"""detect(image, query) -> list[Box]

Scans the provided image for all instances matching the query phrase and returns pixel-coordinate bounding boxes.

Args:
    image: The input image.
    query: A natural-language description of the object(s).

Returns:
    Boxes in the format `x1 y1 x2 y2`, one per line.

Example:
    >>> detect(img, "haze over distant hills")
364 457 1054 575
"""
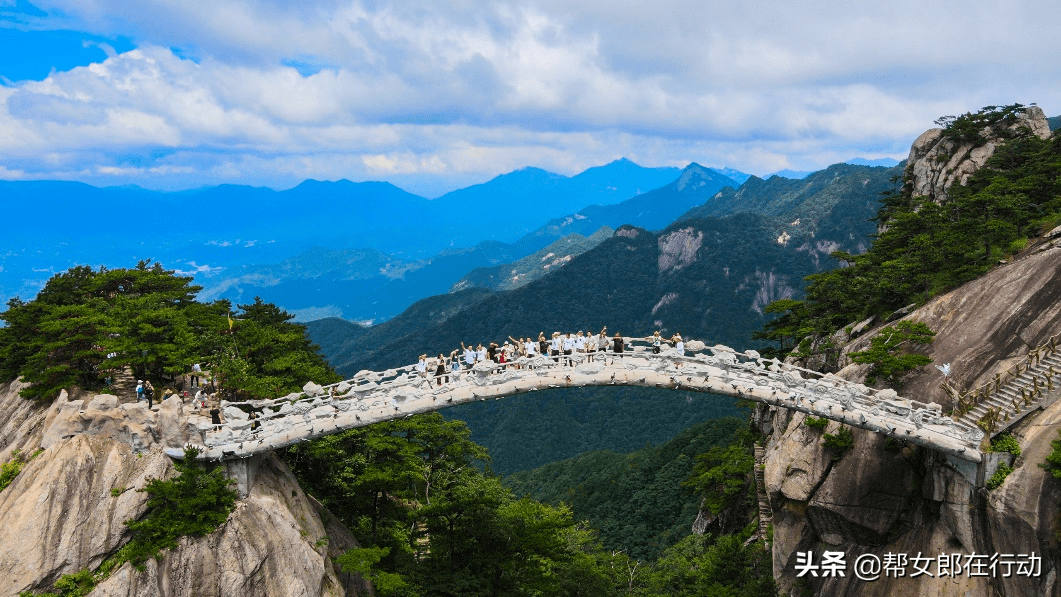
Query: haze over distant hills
198 163 739 321
1 158 744 309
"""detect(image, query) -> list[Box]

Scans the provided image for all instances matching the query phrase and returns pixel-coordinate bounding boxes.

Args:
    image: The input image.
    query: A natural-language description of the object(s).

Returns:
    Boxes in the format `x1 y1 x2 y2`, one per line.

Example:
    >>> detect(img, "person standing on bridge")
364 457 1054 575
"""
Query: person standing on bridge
550 332 562 363
562 333 575 366
476 343 487 364
597 327 608 354
671 333 685 357
585 333 597 362
460 342 476 369
613 333 625 354
650 331 662 354
435 353 449 385
450 350 462 380
417 354 428 379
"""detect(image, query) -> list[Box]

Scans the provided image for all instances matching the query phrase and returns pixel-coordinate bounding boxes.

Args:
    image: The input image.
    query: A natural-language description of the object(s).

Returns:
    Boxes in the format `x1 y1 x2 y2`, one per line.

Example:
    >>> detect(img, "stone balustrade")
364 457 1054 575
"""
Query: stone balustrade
166 339 985 463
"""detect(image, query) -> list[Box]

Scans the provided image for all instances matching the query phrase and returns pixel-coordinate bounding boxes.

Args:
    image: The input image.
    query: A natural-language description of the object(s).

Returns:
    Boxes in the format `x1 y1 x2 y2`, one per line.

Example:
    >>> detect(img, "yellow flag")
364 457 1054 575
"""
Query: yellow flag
228 316 234 329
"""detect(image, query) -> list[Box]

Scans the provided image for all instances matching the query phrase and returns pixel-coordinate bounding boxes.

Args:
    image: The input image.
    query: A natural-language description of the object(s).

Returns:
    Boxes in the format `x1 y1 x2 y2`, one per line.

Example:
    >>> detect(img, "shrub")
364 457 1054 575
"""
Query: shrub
986 463 1013 490
989 434 1021 457
804 416 829 430
822 427 855 461
850 321 935 386
1039 429 1061 479
106 447 238 572
1 448 43 493
884 437 904 453
18 568 95 597
0 450 25 493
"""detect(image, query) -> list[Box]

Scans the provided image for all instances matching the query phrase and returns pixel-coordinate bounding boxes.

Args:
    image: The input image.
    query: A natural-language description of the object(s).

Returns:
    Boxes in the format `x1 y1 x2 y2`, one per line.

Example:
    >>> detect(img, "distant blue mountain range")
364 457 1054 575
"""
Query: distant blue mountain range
195 163 739 322
845 157 901 167
1 158 742 312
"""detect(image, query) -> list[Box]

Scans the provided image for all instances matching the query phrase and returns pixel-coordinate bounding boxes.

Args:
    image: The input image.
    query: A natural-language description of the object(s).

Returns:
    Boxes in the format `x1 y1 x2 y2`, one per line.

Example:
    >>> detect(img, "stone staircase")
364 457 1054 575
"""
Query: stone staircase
107 366 138 402
959 350 1061 434
753 444 772 542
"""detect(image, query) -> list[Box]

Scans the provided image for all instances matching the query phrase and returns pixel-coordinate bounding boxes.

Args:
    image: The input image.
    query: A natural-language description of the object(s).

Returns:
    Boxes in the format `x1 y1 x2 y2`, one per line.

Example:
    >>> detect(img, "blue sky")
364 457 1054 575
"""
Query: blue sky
0 0 1058 197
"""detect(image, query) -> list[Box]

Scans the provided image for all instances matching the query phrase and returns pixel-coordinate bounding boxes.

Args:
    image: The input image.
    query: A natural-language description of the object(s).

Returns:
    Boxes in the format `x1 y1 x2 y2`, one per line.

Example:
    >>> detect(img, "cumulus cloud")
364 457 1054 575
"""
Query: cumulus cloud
1 0 1058 193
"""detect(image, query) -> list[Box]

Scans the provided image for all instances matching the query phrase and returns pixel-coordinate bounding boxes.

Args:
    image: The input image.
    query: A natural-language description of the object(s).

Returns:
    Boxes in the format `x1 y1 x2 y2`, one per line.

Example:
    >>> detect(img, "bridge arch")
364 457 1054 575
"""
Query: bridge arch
170 340 985 463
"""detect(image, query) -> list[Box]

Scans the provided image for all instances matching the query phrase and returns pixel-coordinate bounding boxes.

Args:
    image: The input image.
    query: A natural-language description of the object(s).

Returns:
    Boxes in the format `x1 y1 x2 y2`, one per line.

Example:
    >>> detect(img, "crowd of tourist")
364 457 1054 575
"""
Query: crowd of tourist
412 329 687 386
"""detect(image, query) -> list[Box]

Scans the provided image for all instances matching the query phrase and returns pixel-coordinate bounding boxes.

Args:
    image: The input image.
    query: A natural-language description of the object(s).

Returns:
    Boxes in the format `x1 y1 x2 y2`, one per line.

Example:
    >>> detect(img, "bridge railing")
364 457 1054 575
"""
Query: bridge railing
952 330 1061 416
205 337 946 437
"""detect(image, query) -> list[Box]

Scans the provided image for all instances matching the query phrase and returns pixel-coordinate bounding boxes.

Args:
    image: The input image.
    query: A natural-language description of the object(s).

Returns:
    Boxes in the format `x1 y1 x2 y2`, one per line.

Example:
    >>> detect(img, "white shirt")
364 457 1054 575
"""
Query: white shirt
417 359 427 373
464 348 476 365
575 336 585 350
525 341 536 355
476 347 486 362
676 341 685 355
550 337 561 351
563 337 575 351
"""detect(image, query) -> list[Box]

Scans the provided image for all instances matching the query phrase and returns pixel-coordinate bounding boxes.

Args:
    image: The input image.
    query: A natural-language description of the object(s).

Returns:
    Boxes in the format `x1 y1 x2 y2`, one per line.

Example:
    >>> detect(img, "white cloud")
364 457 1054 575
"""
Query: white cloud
1 0 1058 193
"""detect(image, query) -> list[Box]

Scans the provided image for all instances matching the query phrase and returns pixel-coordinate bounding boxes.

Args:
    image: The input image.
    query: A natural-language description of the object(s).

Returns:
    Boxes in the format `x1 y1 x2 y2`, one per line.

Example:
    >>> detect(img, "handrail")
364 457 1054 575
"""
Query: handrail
954 330 1061 416
210 336 927 430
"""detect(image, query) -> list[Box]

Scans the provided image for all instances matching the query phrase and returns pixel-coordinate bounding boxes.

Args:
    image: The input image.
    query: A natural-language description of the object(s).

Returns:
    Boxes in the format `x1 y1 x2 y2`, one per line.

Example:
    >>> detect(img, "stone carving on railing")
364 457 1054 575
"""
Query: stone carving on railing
179 337 986 463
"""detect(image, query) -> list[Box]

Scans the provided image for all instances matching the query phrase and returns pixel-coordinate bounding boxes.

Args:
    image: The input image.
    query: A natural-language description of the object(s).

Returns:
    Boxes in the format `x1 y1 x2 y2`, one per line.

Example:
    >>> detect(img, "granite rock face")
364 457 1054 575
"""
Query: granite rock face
762 243 1061 595
762 395 1061 596
0 434 169 595
763 115 1061 594
90 455 366 597
0 382 368 596
906 106 1051 204
836 245 1061 409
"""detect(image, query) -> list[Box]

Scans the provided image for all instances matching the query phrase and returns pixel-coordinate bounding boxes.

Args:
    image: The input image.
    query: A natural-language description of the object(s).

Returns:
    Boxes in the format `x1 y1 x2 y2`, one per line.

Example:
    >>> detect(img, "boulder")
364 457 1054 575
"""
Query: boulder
86 394 119 411
905 106 1050 204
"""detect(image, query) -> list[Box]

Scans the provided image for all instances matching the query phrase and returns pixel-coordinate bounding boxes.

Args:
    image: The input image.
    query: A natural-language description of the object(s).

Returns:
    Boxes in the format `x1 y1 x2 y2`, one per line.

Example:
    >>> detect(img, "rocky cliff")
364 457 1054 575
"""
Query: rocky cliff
760 111 1061 596
906 105 1051 203
0 382 368 596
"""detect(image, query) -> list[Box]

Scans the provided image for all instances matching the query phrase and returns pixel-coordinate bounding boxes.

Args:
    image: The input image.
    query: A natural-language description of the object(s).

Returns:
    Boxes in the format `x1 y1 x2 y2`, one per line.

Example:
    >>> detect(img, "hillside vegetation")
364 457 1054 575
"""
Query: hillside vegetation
757 104 1061 365
306 162 898 473
283 410 774 597
0 262 338 401
504 417 745 560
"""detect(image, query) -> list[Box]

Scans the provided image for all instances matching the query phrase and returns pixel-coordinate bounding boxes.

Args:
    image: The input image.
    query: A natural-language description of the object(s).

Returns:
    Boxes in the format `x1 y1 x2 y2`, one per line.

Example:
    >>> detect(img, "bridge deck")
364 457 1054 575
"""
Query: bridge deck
168 341 984 462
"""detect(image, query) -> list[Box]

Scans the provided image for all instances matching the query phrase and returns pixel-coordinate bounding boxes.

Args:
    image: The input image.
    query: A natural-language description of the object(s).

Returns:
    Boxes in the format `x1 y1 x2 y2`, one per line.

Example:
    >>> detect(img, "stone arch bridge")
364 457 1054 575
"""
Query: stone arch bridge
169 339 985 466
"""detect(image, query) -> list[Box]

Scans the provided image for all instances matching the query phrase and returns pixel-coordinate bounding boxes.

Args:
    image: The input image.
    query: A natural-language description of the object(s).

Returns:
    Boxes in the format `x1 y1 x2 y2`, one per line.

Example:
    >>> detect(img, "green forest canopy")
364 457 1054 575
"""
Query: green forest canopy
283 411 775 597
0 261 338 401
755 104 1061 362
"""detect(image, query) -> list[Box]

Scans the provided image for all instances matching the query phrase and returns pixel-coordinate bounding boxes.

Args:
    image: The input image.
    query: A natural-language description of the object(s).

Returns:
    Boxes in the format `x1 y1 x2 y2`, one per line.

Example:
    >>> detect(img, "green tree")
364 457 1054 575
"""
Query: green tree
683 431 754 517
117 447 238 569
752 299 811 359
850 321 935 386
212 298 340 399
636 533 776 597
0 264 336 403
